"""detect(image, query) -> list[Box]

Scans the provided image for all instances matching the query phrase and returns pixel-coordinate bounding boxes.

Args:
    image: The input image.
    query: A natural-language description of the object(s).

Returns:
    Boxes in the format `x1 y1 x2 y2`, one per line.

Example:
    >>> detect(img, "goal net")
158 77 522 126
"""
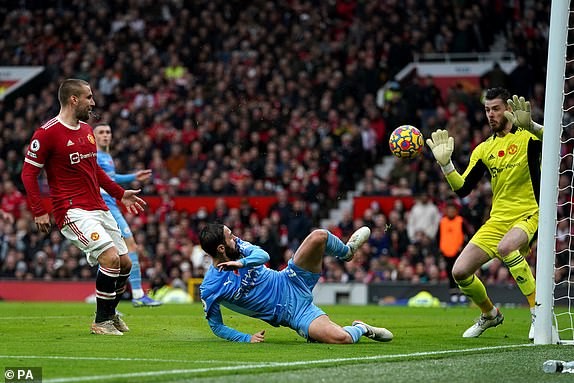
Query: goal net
535 0 574 345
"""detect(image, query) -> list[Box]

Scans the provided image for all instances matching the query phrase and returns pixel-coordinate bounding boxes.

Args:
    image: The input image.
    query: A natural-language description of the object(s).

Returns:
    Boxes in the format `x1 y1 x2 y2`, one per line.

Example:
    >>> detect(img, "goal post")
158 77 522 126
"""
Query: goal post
534 0 571 345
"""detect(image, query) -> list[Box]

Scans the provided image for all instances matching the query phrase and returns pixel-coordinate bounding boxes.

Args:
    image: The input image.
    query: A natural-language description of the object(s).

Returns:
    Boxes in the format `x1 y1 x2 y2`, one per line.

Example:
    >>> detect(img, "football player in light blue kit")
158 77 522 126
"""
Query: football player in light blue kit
93 123 161 307
199 223 393 343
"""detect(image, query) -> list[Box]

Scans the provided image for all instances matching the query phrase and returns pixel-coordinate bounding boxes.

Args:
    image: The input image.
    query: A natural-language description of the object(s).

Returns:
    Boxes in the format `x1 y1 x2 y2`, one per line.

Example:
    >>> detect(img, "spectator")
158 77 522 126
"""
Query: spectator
406 193 441 243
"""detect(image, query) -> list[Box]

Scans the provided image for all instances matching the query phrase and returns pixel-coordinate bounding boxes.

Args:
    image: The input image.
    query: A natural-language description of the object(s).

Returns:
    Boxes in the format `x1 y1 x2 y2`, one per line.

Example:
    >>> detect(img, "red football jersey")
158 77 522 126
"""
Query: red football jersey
21 117 125 228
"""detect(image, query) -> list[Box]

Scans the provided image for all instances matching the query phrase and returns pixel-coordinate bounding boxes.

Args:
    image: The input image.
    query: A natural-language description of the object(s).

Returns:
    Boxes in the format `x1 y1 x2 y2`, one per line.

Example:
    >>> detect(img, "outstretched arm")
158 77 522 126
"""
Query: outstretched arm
426 129 465 190
207 303 264 343
115 169 152 185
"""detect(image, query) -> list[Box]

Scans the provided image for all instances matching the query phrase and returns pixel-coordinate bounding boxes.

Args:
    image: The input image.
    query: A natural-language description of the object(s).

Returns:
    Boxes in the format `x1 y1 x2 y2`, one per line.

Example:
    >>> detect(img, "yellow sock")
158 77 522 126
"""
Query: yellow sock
526 292 536 308
504 250 536 302
457 275 493 313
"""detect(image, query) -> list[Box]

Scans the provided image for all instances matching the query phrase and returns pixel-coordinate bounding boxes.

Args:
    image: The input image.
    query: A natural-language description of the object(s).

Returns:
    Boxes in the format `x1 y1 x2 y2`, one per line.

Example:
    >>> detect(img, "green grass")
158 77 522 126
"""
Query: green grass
0 302 571 382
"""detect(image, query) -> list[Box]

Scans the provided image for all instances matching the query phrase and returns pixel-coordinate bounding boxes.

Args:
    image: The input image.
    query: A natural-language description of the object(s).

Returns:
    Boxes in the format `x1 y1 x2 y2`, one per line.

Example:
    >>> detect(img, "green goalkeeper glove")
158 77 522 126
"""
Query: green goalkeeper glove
503 95 543 134
426 129 455 173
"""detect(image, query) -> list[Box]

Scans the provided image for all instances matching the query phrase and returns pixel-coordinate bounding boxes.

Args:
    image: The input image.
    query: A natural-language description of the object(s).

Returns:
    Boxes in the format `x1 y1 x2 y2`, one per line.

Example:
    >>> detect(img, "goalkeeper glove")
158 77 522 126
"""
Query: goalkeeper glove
426 129 455 174
503 95 543 133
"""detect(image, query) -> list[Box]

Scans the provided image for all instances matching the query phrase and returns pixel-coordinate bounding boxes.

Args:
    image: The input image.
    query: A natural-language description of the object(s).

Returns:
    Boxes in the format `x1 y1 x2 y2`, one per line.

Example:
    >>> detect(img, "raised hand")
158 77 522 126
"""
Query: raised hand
504 95 532 130
425 129 454 166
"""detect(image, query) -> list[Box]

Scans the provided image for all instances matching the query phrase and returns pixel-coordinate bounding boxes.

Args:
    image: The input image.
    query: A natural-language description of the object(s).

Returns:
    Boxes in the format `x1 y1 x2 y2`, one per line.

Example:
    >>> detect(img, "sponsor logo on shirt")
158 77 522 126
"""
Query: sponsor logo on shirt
69 151 97 164
233 268 259 300
490 162 521 178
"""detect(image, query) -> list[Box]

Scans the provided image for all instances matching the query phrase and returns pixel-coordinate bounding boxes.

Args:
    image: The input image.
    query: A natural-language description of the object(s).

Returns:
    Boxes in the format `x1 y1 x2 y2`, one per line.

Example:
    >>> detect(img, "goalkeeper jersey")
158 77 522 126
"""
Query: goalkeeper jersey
454 127 542 222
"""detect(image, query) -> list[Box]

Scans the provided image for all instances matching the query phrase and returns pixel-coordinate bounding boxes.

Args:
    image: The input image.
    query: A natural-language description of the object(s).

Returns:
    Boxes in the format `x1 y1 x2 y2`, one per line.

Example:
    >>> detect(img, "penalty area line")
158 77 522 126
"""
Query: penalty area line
42 343 534 383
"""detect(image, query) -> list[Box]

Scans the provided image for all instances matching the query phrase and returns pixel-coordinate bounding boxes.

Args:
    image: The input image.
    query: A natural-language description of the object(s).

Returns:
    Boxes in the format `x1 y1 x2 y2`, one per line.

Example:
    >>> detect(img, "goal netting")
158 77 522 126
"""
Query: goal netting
534 0 574 345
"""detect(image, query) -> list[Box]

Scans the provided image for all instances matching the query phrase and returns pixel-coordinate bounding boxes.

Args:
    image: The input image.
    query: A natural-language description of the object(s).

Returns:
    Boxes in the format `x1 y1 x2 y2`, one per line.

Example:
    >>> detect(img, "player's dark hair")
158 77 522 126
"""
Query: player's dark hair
58 78 89 106
199 223 224 258
92 122 110 131
484 87 511 104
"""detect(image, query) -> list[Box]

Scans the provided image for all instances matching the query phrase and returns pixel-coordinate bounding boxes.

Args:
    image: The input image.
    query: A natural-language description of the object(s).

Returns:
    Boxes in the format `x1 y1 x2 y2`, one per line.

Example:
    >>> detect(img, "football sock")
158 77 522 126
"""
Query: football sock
128 251 144 299
324 230 349 260
114 272 130 309
504 250 536 306
95 266 119 322
344 324 365 343
486 306 499 319
456 274 494 313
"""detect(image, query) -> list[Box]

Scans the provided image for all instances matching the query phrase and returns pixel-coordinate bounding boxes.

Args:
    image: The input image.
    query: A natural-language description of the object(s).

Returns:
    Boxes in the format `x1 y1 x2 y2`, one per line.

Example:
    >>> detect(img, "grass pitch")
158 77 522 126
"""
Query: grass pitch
0 302 570 382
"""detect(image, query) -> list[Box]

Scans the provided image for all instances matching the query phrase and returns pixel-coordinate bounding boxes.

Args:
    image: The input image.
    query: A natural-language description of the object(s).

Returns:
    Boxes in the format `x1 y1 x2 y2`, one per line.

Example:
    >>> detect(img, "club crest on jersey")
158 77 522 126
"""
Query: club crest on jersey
508 144 518 155
30 139 40 151
90 232 100 241
87 134 95 144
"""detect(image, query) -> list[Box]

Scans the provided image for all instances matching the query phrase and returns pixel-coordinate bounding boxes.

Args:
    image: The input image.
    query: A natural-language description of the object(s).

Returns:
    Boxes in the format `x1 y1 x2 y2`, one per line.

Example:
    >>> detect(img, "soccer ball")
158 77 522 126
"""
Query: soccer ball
389 125 424 159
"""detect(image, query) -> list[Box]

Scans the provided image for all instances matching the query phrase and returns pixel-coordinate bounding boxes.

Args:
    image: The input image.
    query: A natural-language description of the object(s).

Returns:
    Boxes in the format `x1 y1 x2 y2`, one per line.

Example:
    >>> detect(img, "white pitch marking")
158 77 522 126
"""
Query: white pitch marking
0 355 245 364
0 316 88 320
39 343 534 383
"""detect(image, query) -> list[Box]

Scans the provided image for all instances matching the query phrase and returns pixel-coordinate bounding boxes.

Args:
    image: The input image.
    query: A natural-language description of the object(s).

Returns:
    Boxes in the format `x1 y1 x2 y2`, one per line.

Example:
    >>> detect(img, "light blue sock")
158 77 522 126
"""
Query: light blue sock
128 251 142 291
343 324 365 343
324 230 349 260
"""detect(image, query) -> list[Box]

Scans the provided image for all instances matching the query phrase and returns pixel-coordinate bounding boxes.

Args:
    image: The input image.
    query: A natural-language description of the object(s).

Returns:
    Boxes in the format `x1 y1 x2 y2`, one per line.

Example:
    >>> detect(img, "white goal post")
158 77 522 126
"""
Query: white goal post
534 0 572 345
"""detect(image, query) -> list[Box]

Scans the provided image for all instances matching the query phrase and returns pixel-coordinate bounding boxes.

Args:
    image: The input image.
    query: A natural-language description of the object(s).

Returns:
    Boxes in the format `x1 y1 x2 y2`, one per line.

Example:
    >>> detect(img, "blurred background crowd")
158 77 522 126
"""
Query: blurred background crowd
1 0 570 295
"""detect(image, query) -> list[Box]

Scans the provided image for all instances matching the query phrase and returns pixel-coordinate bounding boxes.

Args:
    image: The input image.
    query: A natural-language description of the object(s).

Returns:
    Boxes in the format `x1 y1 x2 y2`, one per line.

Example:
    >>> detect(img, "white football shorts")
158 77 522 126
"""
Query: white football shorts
60 208 128 267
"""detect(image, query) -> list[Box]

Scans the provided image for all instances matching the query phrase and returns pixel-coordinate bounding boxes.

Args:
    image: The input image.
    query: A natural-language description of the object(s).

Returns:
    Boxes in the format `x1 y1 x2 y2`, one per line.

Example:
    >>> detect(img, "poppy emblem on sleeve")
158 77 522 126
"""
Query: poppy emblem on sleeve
498 150 505 157
91 232 100 241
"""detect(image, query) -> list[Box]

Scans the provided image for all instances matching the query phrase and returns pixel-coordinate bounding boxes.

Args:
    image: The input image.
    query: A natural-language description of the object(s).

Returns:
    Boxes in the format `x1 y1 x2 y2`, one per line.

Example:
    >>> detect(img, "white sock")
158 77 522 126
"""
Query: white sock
132 288 144 299
486 307 498 319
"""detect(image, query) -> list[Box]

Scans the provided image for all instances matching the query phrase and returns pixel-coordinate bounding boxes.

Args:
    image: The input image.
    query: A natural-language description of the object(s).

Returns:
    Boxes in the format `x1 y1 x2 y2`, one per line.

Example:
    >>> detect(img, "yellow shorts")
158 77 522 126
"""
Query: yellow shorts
469 211 538 260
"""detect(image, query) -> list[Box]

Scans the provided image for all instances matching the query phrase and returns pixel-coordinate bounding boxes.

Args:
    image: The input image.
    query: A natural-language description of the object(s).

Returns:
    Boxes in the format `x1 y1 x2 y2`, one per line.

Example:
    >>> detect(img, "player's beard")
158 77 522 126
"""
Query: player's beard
76 106 91 122
490 115 508 134
224 243 241 261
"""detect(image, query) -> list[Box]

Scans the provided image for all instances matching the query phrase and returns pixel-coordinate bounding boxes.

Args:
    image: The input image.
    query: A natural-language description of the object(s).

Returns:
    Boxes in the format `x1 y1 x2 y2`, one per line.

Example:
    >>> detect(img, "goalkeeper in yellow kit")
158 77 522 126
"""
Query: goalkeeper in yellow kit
427 88 542 339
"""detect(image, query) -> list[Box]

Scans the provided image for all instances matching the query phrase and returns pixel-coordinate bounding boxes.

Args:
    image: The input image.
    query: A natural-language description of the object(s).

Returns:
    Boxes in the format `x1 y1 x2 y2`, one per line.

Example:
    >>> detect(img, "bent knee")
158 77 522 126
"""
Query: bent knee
497 243 513 258
98 247 120 268
452 265 471 282
310 229 329 244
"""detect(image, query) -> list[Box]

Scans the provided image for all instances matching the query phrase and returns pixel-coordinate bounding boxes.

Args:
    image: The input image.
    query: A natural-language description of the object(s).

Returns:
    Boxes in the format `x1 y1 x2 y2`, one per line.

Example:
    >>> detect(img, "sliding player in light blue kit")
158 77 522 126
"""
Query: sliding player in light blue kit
93 123 161 307
199 223 393 343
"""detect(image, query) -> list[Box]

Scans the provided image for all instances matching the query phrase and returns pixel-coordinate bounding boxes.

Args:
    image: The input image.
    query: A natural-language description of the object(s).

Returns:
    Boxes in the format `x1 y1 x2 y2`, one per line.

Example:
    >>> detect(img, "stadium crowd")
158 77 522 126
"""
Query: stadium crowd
1 0 568 294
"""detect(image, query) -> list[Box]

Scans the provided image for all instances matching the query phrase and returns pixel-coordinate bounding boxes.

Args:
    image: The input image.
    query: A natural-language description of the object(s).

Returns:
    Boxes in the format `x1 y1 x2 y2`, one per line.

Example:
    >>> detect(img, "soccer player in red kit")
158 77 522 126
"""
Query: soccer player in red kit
21 78 146 335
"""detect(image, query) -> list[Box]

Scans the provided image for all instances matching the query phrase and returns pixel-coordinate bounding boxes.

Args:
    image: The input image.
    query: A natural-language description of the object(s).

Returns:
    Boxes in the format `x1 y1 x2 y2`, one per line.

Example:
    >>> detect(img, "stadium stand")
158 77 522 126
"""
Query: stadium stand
0 1 549 294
